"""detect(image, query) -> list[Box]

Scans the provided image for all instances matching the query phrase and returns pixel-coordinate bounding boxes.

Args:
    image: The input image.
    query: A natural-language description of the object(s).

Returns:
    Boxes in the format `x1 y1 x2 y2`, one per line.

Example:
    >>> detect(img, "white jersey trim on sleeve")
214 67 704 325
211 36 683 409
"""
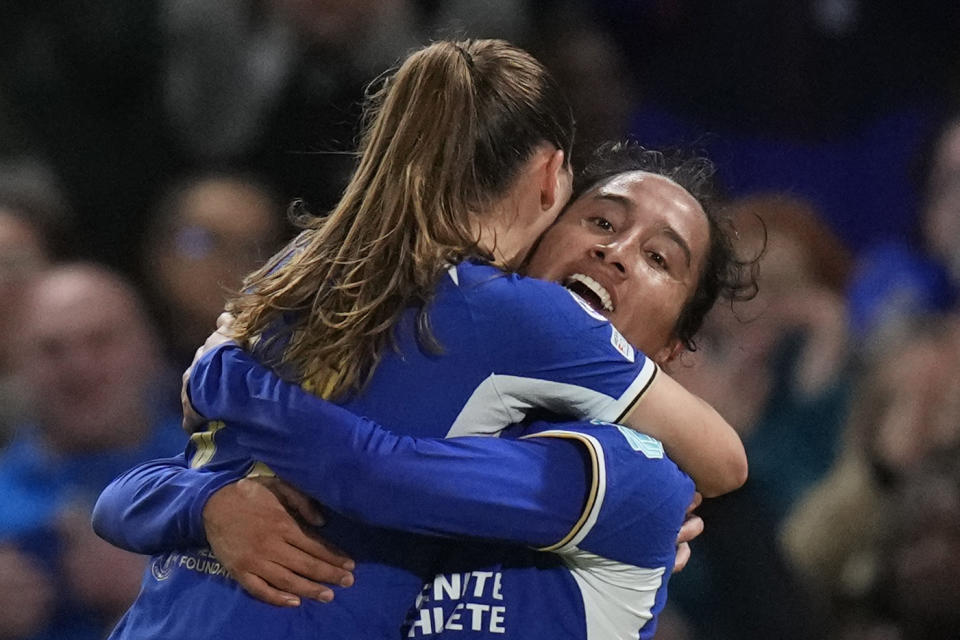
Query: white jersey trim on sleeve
562 550 665 640
519 430 607 554
444 361 657 438
606 358 658 424
446 375 628 438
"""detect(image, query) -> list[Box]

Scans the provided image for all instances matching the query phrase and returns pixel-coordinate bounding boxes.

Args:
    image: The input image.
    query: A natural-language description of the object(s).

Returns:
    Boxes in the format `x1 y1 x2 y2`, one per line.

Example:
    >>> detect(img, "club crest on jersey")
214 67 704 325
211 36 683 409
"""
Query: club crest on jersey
567 289 609 322
150 553 175 581
610 326 635 362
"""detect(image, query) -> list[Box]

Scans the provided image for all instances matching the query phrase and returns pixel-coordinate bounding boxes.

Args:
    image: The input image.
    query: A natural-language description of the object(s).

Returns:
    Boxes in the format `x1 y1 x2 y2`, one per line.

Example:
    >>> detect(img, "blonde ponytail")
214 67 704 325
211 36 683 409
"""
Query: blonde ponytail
227 39 574 397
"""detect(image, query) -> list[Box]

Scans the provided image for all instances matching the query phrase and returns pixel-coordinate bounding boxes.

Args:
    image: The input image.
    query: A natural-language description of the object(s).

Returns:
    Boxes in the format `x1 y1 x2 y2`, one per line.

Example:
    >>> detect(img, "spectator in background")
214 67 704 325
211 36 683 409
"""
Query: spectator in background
531 3 637 164
161 0 421 211
782 315 960 639
666 193 853 640
676 194 853 518
880 444 960 640
0 159 71 446
0 0 174 274
0 543 54 640
921 116 960 286
0 211 47 445
142 173 285 368
848 115 960 349
0 264 185 640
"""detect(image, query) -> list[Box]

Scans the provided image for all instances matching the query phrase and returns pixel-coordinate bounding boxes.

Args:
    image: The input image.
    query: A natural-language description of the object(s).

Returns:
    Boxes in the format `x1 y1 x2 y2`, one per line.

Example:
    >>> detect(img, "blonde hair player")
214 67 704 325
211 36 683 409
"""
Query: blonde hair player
96 40 746 640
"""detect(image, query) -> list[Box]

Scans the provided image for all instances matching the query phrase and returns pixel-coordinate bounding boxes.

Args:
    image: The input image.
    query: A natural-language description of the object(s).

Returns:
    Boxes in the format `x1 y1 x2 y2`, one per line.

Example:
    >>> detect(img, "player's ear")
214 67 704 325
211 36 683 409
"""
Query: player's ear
654 339 684 366
540 148 571 213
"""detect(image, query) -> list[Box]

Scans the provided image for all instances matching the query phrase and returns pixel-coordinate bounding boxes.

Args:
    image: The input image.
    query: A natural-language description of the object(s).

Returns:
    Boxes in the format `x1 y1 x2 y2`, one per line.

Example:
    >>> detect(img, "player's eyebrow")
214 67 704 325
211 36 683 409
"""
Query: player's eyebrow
595 192 631 211
661 226 692 268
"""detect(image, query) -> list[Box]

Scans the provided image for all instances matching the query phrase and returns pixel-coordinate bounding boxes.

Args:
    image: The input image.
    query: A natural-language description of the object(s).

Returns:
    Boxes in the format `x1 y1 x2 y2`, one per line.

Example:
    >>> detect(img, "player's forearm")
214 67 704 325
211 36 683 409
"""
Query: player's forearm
92 456 243 554
189 346 587 545
623 371 747 497
271 423 588 546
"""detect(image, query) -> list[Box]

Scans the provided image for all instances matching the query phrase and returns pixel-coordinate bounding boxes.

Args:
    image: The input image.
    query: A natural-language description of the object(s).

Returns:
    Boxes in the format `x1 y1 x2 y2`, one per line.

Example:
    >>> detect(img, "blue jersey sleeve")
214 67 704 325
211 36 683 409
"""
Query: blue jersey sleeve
442 264 659 437
520 421 694 640
186 343 589 545
91 454 247 554
521 421 693 565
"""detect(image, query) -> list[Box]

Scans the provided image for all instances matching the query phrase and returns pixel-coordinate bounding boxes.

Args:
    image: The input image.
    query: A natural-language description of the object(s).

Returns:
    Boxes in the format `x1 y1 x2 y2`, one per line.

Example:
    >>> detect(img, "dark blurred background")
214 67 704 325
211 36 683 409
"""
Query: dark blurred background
1 2 959 639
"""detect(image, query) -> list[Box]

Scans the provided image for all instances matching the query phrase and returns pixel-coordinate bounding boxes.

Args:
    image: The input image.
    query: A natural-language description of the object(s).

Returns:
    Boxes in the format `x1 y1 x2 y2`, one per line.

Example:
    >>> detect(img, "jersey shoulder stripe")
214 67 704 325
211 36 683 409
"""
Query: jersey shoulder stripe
523 421 694 566
520 421 692 640
445 363 655 438
610 359 658 423
521 429 607 553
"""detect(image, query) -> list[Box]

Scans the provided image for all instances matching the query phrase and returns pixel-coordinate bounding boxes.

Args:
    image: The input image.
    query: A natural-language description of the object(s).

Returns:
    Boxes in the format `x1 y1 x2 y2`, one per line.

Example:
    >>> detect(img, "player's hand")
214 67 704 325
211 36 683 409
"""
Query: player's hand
203 477 355 607
182 312 239 433
673 492 704 574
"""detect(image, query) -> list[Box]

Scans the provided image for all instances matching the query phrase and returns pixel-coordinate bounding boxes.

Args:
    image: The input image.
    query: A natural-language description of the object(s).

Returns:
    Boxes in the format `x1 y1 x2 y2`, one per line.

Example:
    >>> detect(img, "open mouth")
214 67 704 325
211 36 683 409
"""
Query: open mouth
564 273 614 313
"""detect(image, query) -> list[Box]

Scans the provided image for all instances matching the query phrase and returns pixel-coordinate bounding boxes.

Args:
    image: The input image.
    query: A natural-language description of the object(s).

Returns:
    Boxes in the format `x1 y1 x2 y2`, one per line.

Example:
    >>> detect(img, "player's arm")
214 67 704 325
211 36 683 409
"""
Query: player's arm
528 427 695 563
620 371 747 497
522 425 695 640
466 277 747 497
188 343 589 545
91 451 356 607
91 454 244 554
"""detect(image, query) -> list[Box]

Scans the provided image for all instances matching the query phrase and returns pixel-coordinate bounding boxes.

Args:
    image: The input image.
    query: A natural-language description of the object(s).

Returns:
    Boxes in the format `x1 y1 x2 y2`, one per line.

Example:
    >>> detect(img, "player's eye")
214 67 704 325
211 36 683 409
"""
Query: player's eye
588 216 614 232
647 251 668 270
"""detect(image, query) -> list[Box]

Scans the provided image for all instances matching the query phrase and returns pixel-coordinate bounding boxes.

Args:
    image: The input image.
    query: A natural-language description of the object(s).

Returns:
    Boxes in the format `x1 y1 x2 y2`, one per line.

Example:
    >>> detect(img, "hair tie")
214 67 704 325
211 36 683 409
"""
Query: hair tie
454 44 475 70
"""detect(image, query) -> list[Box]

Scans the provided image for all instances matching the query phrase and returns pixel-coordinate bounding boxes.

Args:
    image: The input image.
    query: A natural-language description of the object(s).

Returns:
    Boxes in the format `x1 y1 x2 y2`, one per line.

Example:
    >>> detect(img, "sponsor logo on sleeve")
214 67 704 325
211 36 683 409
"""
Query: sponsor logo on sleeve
610 326 635 362
616 425 664 458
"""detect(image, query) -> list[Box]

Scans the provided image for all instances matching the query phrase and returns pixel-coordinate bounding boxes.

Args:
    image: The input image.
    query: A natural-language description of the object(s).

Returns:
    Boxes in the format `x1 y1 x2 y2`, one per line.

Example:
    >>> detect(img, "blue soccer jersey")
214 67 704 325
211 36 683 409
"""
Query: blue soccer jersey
96 347 691 639
100 261 659 640
402 423 692 640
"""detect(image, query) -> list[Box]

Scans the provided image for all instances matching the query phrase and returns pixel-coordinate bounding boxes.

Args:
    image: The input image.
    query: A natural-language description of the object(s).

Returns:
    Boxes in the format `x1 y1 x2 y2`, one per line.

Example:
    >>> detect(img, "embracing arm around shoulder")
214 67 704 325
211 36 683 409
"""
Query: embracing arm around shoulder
91 454 245 554
457 275 746 495
621 369 747 497
188 344 589 546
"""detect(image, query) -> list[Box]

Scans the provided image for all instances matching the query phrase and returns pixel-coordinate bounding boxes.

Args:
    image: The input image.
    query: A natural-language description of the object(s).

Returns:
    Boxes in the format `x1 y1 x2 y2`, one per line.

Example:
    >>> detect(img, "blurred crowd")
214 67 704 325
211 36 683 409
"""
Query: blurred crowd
1 2 959 639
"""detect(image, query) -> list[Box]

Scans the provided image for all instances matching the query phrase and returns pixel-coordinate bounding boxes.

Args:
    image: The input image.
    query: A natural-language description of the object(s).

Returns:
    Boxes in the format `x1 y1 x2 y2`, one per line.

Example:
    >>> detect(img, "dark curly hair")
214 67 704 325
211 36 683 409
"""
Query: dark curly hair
573 141 760 351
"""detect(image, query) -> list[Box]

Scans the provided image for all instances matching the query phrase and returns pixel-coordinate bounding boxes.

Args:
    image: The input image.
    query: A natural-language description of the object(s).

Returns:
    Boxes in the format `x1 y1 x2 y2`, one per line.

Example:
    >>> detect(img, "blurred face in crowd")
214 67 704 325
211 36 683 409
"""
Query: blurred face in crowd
866 331 960 472
526 171 710 364
20 265 159 452
753 232 811 297
708 226 813 361
152 177 280 332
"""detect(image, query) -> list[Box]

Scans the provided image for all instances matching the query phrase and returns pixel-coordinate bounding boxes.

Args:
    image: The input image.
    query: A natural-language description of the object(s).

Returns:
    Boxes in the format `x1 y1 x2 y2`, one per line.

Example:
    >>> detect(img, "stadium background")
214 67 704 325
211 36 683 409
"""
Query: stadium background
1 1 959 639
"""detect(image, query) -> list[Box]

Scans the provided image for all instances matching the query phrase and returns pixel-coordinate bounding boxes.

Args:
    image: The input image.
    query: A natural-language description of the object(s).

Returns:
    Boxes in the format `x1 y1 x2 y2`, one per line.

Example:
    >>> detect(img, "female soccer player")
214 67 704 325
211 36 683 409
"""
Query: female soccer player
98 144 754 639
96 38 746 639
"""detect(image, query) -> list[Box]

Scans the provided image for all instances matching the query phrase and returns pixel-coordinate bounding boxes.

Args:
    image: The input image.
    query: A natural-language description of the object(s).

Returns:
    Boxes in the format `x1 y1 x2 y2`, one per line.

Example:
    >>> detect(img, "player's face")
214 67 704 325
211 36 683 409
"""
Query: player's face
526 171 709 364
